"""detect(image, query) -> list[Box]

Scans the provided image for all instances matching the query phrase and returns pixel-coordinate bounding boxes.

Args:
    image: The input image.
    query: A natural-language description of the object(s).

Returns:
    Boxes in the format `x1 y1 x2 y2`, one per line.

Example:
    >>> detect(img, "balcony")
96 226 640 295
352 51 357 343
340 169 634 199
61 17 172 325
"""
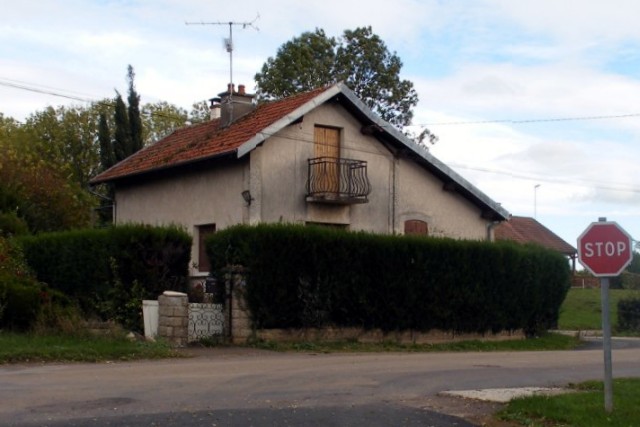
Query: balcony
306 157 371 204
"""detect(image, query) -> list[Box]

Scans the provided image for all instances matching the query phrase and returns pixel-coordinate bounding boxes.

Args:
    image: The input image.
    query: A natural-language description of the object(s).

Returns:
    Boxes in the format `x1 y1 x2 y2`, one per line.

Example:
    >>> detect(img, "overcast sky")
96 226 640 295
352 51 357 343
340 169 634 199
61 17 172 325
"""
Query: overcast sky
1 0 639 253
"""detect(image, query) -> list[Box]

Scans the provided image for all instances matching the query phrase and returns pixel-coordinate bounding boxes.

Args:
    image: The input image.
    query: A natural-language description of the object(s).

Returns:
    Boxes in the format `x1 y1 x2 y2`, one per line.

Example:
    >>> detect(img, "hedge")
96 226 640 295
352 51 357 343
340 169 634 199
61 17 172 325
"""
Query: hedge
207 224 571 337
17 224 191 328
618 297 640 332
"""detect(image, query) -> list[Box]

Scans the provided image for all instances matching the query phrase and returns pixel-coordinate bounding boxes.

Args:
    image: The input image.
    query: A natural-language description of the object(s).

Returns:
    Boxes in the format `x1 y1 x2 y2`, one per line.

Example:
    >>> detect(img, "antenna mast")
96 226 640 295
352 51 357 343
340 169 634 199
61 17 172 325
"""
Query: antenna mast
186 15 259 94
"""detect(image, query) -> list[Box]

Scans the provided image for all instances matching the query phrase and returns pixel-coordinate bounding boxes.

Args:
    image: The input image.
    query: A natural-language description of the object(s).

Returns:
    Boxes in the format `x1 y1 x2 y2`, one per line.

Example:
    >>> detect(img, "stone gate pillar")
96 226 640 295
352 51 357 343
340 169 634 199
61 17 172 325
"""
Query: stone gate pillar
157 290 188 347
224 267 252 344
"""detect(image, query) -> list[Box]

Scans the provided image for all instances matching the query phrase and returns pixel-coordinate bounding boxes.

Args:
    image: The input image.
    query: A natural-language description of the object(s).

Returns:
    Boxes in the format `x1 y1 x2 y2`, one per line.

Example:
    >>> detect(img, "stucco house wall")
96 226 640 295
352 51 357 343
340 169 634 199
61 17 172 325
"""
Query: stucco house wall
114 159 246 273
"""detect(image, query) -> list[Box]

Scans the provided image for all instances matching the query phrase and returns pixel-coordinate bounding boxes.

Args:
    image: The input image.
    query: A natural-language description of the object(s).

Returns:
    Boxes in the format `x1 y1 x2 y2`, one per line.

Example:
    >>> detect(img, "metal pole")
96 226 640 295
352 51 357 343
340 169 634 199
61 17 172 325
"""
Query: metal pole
600 276 613 413
534 184 540 219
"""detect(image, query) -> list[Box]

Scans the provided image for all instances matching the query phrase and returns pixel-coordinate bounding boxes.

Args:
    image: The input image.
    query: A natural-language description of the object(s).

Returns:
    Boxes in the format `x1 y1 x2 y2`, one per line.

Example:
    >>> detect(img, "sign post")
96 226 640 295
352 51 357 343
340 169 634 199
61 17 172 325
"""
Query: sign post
577 218 633 413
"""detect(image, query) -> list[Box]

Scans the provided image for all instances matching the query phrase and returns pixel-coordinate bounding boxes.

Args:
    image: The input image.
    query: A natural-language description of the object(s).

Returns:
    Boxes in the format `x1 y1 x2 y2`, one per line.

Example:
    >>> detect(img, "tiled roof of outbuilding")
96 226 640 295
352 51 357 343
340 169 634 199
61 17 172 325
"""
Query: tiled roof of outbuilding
495 216 577 256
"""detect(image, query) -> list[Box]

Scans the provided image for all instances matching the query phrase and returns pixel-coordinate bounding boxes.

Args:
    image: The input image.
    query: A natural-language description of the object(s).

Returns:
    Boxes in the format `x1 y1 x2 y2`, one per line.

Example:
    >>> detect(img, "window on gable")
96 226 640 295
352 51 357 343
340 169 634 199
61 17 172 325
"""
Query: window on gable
197 223 216 273
404 220 429 236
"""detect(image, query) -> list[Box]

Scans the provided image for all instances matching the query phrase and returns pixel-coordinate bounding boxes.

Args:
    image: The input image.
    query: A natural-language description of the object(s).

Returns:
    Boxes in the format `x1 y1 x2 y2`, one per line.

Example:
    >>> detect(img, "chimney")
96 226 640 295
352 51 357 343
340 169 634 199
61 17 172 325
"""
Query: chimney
218 83 255 127
209 97 221 120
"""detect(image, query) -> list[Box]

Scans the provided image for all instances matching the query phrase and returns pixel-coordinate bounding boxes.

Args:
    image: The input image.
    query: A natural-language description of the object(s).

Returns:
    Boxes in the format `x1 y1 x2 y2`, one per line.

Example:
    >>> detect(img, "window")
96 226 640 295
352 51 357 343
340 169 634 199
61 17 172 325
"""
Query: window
197 224 216 272
404 220 429 236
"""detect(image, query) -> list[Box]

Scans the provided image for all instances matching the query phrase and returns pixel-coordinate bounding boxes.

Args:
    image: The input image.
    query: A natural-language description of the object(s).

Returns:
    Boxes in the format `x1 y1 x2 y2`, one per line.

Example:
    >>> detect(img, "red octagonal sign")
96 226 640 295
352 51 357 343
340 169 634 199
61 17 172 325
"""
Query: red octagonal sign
578 221 633 277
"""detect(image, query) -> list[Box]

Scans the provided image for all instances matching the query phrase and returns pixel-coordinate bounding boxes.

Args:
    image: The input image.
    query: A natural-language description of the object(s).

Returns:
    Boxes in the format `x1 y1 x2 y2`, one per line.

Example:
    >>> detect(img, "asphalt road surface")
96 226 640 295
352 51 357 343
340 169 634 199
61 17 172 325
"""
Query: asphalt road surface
1 338 639 426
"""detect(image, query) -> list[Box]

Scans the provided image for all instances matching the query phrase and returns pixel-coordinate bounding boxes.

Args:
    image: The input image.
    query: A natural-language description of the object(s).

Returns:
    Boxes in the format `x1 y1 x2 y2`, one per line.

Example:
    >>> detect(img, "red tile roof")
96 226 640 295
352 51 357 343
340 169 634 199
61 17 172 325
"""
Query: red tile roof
495 216 576 256
90 85 331 184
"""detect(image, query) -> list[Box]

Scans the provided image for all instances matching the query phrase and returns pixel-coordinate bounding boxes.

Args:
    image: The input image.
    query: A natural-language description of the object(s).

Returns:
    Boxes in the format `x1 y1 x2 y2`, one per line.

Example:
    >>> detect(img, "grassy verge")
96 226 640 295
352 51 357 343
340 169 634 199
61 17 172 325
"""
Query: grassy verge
0 332 177 364
248 333 581 353
558 288 640 331
498 378 640 426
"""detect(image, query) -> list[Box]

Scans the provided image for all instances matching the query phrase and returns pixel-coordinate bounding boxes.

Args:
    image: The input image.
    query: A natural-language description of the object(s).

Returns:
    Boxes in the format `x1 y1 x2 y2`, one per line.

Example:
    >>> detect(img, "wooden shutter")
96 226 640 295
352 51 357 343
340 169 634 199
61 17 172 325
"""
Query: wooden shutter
404 220 429 236
314 126 340 193
314 126 340 158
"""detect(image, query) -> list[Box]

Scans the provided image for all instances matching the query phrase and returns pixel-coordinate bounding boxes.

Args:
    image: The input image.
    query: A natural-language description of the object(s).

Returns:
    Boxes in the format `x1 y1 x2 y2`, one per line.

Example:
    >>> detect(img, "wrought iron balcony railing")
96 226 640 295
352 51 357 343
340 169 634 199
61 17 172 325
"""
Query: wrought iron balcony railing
306 157 371 204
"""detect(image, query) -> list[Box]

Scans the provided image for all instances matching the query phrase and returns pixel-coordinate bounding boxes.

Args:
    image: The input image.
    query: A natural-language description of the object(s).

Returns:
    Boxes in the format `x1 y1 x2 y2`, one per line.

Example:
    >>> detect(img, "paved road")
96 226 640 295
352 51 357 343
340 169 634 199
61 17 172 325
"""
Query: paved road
1 340 639 426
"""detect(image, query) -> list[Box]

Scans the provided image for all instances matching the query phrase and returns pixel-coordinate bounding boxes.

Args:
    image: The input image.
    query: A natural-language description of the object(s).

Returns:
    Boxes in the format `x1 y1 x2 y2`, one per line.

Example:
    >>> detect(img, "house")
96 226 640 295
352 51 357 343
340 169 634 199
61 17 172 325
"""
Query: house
495 215 577 271
91 82 510 279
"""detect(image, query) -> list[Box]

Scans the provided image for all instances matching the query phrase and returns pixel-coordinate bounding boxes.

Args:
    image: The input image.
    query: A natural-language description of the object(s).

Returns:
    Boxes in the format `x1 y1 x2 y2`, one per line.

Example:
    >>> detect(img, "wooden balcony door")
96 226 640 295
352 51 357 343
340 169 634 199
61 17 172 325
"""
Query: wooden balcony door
314 126 340 194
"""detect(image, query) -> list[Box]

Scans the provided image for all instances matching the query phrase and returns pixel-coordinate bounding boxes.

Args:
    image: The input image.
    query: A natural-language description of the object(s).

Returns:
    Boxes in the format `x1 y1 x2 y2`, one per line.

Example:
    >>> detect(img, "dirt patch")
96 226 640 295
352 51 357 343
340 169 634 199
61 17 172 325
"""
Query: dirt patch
409 394 518 427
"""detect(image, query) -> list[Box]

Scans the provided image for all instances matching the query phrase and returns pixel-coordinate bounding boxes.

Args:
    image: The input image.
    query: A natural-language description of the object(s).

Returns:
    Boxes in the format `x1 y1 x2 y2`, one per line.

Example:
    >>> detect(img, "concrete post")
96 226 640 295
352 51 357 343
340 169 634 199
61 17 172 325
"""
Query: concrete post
157 291 189 347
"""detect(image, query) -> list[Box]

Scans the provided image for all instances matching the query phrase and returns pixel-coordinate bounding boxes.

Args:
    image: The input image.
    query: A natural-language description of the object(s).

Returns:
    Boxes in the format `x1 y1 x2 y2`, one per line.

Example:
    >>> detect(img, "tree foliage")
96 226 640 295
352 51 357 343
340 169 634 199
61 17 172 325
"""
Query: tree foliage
0 141 93 232
0 65 208 232
127 65 144 153
255 27 419 129
113 91 132 163
142 101 188 143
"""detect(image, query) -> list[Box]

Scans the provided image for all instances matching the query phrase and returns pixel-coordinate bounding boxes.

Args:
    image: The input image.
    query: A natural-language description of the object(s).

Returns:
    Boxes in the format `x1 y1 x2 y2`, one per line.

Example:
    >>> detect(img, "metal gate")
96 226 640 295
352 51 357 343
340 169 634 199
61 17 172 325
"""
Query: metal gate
188 303 224 342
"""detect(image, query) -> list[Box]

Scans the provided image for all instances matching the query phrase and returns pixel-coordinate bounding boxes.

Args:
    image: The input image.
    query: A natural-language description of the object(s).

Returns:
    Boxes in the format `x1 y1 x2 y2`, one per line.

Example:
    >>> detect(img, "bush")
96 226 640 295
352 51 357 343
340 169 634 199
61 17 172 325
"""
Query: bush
207 224 571 337
0 211 29 237
622 272 640 290
0 279 42 331
17 224 192 331
0 236 42 330
618 297 640 332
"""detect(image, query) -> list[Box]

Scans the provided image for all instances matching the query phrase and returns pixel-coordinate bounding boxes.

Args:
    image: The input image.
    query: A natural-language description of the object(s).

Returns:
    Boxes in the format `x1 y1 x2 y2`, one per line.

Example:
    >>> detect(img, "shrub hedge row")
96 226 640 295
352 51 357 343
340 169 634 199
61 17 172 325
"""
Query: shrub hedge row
17 225 191 328
207 224 571 337
618 297 640 332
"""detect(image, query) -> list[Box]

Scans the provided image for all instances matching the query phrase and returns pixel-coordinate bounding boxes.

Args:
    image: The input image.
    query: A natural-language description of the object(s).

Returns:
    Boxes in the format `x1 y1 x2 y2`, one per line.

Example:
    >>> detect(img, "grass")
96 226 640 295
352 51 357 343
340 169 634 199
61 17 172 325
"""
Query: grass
498 378 640 426
248 333 581 353
0 332 178 364
558 288 640 331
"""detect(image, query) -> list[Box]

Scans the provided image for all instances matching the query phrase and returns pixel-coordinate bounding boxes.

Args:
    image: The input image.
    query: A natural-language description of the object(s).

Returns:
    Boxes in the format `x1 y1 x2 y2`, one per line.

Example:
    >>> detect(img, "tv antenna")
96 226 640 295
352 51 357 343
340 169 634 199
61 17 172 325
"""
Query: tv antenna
186 14 259 95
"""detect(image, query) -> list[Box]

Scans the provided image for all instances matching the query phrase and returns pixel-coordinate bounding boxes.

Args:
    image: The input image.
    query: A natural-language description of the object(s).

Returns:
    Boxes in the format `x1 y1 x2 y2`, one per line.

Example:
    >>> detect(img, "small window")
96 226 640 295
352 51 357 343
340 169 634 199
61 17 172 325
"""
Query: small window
197 224 216 272
404 220 428 236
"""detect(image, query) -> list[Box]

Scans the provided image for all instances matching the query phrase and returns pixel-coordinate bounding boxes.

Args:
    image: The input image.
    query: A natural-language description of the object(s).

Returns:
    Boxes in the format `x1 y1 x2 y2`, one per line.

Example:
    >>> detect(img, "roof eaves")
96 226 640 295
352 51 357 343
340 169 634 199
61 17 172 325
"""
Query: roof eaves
90 148 236 185
337 83 511 220
236 84 342 158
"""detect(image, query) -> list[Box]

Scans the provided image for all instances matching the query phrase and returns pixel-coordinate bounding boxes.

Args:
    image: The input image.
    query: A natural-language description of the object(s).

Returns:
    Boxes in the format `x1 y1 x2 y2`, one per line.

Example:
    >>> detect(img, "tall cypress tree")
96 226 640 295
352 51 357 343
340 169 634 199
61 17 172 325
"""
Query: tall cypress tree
113 91 131 162
98 111 115 170
127 65 144 153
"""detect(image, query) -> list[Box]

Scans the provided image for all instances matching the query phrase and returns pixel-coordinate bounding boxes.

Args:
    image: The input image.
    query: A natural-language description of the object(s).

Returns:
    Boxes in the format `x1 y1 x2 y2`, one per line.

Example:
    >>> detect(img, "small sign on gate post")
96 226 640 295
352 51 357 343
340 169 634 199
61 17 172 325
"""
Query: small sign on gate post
577 218 633 413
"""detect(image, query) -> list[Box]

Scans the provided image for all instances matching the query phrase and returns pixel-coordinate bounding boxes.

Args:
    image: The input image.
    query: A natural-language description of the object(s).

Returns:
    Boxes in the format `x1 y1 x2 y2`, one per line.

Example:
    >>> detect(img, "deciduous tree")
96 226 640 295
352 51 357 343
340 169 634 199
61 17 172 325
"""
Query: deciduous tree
255 26 419 130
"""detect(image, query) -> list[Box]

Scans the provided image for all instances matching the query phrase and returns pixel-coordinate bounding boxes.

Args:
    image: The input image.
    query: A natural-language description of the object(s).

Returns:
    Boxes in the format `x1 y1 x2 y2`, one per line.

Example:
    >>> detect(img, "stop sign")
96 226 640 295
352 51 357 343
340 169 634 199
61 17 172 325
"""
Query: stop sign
578 221 633 277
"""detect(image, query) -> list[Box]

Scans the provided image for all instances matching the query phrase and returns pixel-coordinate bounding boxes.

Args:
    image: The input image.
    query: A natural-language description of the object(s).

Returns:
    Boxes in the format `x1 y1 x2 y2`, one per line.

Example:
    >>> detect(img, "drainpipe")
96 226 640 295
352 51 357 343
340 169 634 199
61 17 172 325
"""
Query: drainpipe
486 220 501 241
391 155 398 233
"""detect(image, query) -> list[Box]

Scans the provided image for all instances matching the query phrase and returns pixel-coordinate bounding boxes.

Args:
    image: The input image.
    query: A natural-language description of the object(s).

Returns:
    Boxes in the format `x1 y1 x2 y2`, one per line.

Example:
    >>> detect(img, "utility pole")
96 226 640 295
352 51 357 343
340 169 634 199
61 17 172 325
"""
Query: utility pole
534 184 540 219
185 15 259 96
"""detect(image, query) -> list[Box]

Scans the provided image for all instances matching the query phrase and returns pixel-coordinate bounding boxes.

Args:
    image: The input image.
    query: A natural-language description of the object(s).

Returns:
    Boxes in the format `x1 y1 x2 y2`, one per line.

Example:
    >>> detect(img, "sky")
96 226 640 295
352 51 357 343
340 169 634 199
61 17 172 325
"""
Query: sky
1 0 639 254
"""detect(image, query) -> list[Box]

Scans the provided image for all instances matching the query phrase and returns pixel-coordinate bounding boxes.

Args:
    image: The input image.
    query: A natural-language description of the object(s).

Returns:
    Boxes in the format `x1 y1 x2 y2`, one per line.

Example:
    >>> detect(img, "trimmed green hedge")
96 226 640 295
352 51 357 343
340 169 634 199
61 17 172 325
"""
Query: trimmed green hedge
207 224 571 337
17 225 191 328
618 297 640 332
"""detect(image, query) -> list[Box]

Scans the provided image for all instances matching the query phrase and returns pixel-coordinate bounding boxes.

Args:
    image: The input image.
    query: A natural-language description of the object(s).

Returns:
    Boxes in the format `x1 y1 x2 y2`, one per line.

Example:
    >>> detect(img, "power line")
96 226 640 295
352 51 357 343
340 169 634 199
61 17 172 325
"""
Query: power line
257 129 640 194
0 78 98 103
0 78 198 123
447 162 640 193
418 112 640 126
